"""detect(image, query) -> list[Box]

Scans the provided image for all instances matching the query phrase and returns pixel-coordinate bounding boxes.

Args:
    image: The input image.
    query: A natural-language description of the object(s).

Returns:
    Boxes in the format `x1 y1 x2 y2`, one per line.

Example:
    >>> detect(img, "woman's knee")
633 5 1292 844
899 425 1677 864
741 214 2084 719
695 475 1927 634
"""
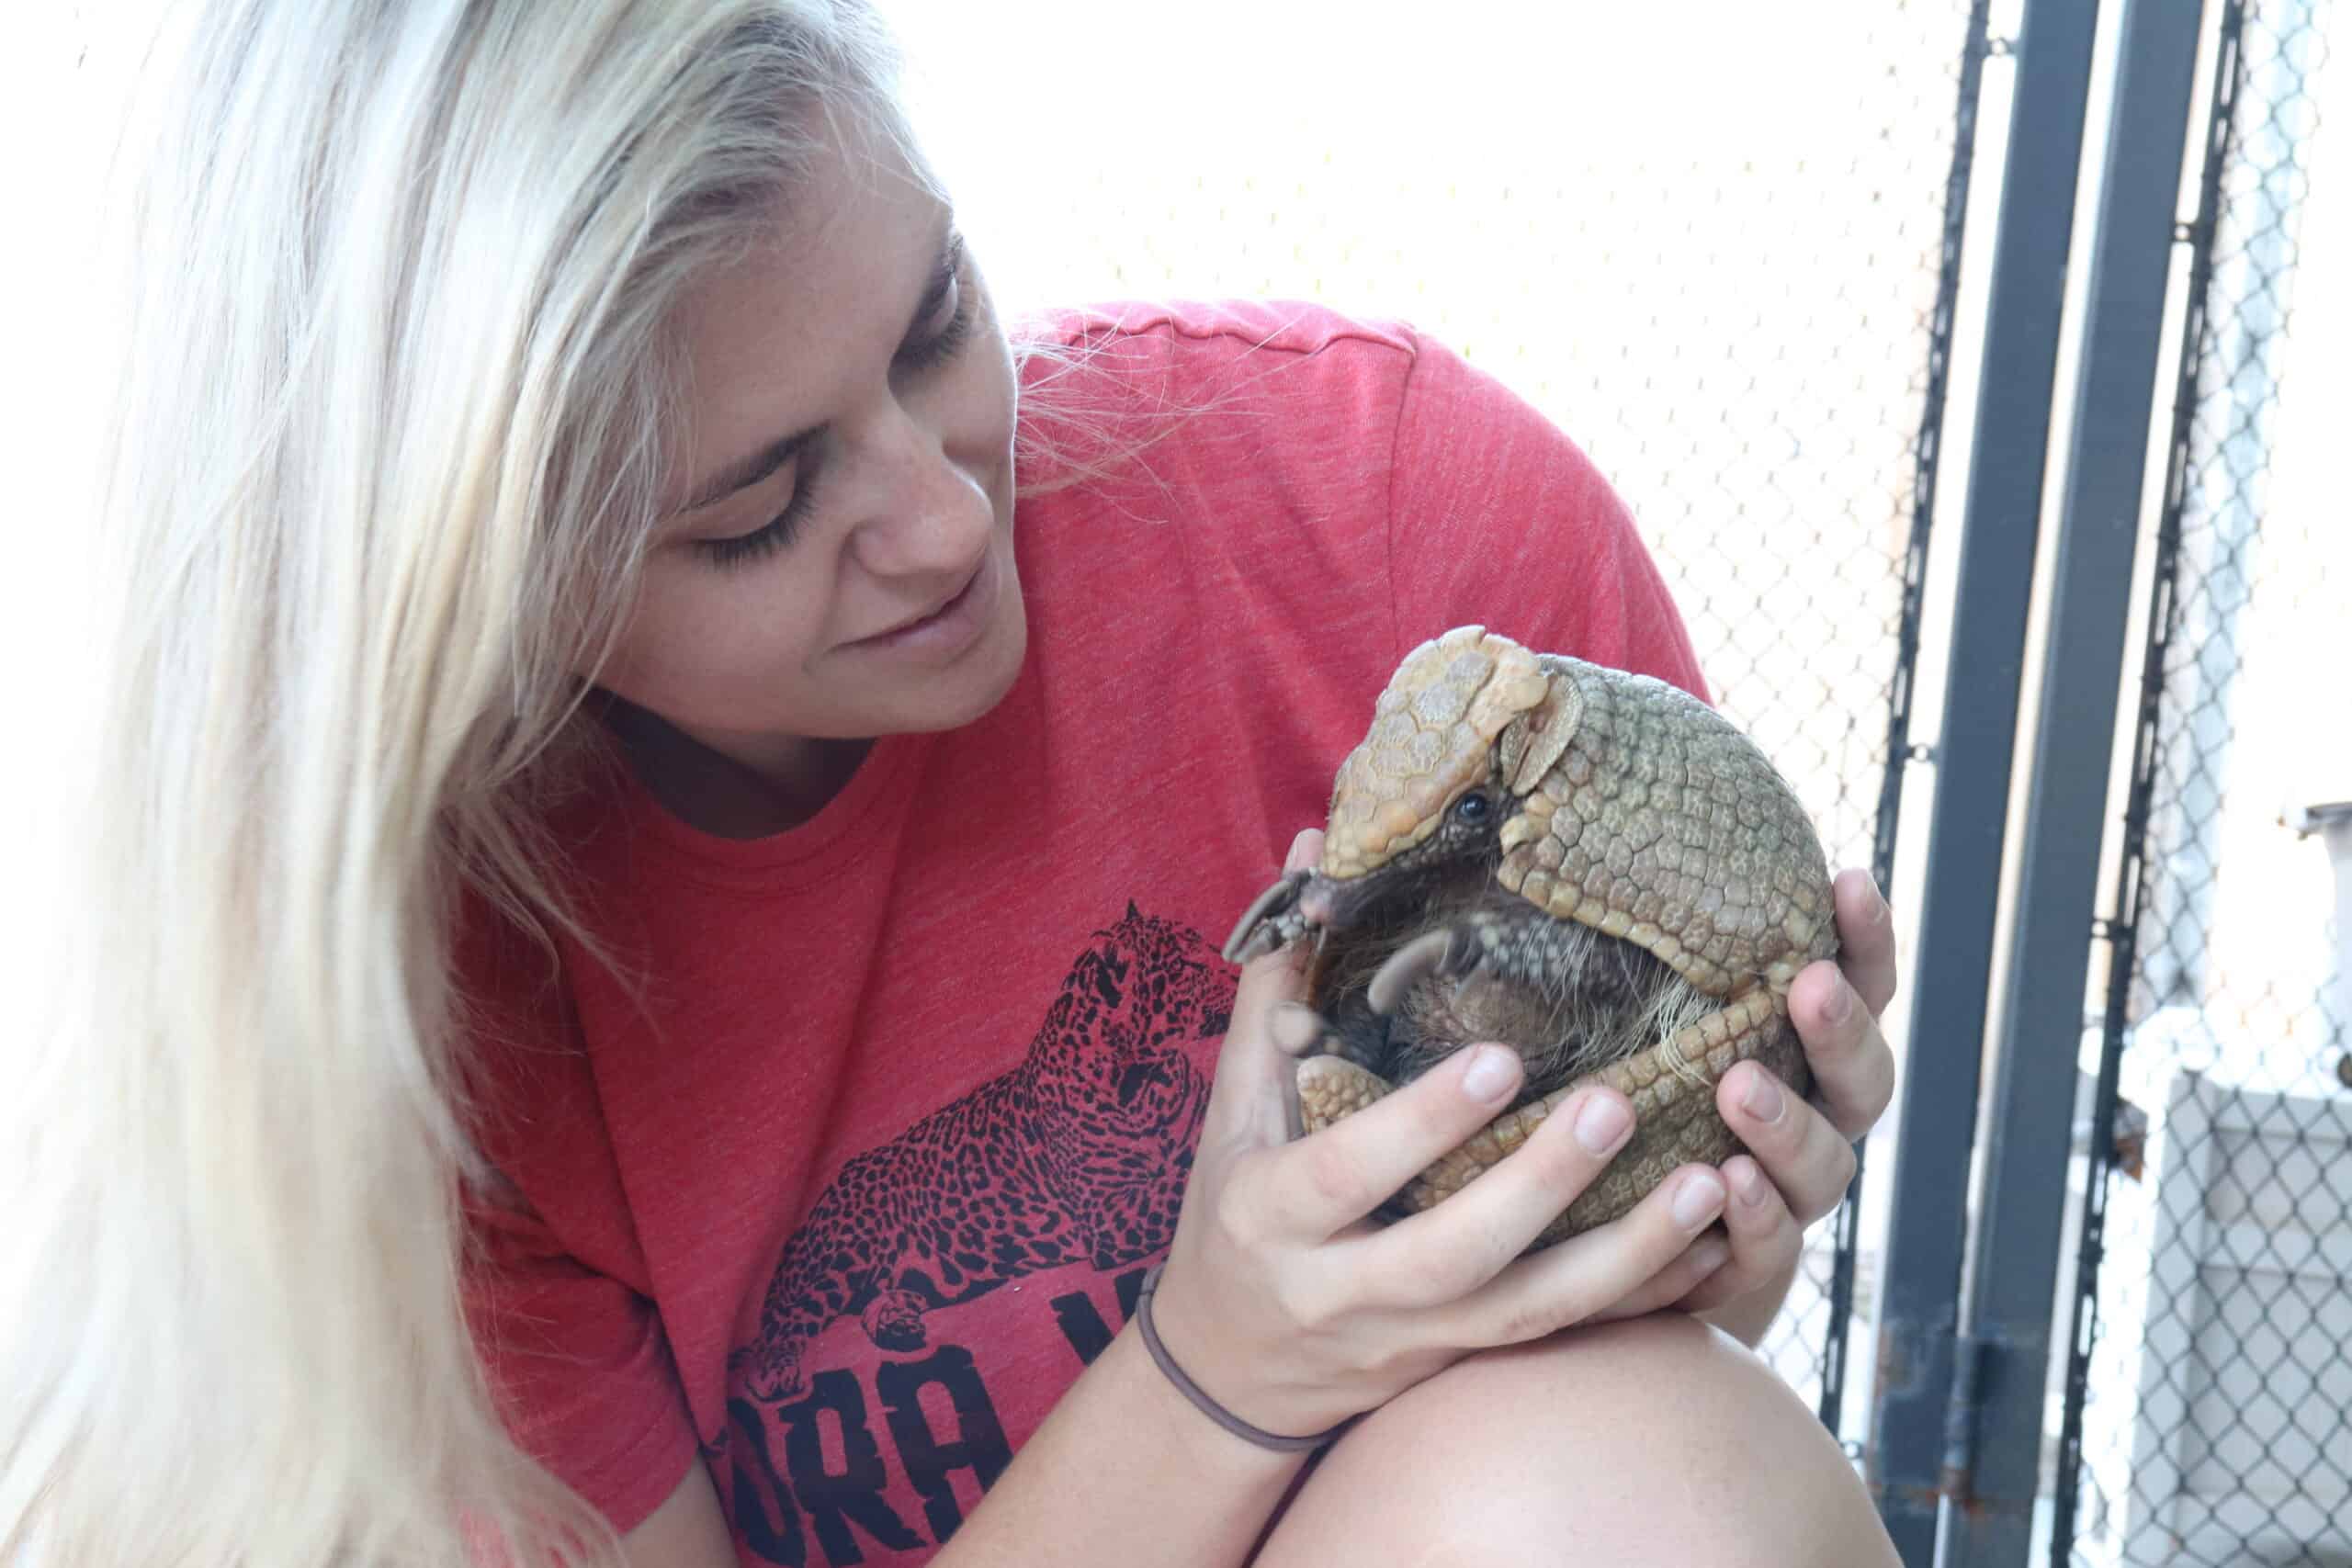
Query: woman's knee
1255 1313 1896 1567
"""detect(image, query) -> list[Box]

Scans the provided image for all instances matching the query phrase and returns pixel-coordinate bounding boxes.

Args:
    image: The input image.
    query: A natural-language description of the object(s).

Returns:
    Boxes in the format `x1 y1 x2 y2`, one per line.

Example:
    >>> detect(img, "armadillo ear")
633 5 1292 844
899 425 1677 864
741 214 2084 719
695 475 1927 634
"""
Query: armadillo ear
1499 670 1584 797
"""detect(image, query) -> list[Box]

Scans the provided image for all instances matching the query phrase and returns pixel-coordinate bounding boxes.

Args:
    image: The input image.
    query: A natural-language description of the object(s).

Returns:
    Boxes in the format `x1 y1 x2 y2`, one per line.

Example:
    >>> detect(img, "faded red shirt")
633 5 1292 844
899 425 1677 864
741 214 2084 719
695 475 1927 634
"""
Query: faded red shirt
461 299 1708 1567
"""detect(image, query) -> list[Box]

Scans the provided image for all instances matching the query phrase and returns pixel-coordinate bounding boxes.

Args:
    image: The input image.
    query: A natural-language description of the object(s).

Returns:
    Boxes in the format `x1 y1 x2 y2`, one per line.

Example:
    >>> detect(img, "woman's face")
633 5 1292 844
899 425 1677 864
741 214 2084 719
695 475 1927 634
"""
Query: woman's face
596 126 1024 786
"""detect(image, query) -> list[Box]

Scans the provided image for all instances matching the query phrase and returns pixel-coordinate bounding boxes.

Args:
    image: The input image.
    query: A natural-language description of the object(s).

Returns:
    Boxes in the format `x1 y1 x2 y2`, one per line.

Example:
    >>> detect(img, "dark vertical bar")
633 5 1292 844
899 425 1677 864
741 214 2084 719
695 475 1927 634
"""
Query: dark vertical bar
1867 1 2103 1562
1821 0 1996 1438
2051 4 2246 1562
1945 0 2207 1563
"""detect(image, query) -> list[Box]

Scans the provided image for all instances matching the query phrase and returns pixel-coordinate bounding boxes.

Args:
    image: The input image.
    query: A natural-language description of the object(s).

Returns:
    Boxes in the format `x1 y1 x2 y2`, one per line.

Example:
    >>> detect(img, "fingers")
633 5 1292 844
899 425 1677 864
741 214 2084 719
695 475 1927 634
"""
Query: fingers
1438 1164 1731 1347
1788 871 1898 1146
1832 867 1897 1016
1262 1042 1530 1238
1717 1060 1860 1225
1359 1085 1636 1302
1589 1233 1733 1322
1787 952 1897 1144
1202 830 1325 1148
1667 1155 1800 1314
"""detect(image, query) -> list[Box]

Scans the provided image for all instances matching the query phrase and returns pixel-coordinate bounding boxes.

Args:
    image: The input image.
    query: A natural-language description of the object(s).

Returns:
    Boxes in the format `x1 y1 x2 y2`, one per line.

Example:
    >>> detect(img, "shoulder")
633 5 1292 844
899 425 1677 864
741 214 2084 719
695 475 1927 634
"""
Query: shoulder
1006 302 1437 629
1015 298 1579 475
1011 297 1540 518
1006 296 1706 703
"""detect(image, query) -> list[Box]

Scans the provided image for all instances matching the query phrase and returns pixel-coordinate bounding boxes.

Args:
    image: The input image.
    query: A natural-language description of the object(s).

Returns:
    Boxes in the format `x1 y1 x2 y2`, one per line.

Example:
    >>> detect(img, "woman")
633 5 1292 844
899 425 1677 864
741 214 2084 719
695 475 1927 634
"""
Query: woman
14 2 1902 1563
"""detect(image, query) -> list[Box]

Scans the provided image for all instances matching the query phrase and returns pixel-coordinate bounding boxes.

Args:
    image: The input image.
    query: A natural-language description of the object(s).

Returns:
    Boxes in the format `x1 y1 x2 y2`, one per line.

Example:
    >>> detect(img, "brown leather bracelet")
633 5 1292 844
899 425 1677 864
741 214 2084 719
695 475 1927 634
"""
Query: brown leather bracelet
1134 1264 1354 1453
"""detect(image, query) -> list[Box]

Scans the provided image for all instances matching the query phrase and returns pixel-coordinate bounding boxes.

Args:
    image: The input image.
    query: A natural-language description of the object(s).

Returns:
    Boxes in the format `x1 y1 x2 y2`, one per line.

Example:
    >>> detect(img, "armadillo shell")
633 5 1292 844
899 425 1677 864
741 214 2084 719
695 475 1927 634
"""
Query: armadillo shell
1281 629 1838 1251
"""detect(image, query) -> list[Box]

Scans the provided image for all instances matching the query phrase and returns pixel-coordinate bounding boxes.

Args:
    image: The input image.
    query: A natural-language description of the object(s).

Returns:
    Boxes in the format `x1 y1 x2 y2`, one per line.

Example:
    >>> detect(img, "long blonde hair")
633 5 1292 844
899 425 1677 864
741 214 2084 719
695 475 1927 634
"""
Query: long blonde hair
6 4 917 1562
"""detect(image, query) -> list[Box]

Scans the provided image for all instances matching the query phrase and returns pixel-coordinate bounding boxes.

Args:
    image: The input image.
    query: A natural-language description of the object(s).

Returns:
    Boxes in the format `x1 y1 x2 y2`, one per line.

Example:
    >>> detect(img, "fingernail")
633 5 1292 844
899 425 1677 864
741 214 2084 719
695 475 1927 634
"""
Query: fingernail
1740 1066 1785 1124
1574 1094 1633 1154
1689 1237 1731 1276
1673 1172 1726 1230
1735 1160 1771 1209
1284 831 1317 873
1825 979 1855 1024
1270 1003 1322 1055
1461 1045 1519 1104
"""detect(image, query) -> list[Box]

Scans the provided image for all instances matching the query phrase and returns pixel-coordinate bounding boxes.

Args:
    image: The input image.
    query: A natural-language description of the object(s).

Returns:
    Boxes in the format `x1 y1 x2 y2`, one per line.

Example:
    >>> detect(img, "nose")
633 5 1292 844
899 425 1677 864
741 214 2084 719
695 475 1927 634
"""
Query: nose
842 403 994 579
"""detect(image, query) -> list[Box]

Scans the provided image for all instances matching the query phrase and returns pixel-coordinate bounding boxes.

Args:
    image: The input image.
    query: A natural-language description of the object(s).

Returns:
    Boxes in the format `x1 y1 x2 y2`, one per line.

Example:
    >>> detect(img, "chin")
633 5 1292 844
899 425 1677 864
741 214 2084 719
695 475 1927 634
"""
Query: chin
964 600 1030 718
911 592 1028 733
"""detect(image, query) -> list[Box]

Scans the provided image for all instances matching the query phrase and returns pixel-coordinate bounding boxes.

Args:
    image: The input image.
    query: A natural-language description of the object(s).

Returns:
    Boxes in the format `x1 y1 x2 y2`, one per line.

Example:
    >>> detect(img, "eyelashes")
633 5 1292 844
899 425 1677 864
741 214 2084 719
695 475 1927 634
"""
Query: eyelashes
893 241 973 375
692 243 976 572
695 464 820 569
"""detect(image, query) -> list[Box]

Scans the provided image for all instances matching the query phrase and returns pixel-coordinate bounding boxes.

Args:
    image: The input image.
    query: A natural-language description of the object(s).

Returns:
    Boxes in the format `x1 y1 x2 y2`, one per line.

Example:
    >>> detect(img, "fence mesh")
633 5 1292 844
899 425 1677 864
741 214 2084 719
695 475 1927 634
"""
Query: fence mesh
2060 0 2347 1562
1609 1 1984 1429
903 0 1985 1433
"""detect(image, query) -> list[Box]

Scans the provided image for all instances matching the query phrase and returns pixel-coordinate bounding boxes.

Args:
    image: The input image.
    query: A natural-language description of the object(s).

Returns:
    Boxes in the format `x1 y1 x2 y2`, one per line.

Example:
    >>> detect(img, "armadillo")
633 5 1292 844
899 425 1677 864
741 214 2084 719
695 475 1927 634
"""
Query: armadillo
1223 626 1838 1247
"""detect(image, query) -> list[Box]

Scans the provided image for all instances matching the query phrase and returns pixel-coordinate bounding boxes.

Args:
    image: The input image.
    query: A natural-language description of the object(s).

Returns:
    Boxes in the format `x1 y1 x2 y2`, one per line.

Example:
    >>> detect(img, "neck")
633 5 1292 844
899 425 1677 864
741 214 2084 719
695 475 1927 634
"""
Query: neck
596 694 873 839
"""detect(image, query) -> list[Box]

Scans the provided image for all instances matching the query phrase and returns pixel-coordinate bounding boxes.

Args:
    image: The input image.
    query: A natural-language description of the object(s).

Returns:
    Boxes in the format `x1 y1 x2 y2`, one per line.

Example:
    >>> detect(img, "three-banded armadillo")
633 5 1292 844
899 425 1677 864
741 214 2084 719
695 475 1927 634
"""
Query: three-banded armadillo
1223 626 1838 1247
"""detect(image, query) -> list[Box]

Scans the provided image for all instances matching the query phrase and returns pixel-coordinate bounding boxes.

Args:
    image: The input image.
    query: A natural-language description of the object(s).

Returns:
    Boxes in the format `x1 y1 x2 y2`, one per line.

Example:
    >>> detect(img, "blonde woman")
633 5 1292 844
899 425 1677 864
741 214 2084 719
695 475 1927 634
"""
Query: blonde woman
13 2 1905 1563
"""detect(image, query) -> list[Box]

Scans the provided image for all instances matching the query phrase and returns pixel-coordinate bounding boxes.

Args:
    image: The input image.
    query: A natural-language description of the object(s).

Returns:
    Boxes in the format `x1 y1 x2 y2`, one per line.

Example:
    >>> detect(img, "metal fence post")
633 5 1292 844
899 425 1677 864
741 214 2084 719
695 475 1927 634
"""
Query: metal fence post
1867 0 2103 1560
1941 1 2209 1563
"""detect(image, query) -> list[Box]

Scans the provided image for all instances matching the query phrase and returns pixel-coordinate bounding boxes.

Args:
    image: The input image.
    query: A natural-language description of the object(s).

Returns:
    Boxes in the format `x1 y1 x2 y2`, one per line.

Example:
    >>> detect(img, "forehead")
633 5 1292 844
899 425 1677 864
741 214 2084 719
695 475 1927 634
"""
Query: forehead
663 127 946 495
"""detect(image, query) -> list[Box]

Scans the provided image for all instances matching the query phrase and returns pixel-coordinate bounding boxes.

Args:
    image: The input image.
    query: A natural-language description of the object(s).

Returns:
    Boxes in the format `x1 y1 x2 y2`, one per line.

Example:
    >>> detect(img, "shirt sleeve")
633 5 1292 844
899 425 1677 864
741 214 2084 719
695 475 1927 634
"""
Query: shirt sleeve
465 1190 701 1534
457 912 701 1535
1382 331 1711 704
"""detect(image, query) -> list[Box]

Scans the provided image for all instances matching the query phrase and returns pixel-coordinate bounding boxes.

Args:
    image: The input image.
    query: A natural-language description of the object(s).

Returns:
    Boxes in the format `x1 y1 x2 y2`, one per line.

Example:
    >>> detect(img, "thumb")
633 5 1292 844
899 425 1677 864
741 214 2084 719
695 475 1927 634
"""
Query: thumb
1203 829 1324 1149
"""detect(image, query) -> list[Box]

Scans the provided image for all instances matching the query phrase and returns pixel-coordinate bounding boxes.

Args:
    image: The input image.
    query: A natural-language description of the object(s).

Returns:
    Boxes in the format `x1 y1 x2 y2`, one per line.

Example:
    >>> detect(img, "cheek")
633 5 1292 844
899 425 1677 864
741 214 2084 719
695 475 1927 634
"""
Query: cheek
597 556 826 718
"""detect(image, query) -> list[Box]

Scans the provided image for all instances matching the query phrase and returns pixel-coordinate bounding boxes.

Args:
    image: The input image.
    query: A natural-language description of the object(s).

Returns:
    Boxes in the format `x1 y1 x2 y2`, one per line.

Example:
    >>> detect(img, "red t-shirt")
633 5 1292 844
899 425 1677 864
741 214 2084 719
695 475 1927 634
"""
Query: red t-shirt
461 299 1707 1567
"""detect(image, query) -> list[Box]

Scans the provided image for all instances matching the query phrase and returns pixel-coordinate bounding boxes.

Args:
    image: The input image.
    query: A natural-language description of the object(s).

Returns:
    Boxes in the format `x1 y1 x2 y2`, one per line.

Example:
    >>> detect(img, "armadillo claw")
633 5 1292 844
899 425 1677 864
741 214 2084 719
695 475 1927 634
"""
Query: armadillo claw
1222 870 1312 965
1365 926 1483 1015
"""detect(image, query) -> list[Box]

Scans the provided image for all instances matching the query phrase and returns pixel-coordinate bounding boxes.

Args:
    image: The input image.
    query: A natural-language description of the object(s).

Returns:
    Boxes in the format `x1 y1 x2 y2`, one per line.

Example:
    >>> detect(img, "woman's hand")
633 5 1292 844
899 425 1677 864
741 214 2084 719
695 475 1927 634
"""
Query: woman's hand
1145 829 1735 1441
1659 866 1903 1325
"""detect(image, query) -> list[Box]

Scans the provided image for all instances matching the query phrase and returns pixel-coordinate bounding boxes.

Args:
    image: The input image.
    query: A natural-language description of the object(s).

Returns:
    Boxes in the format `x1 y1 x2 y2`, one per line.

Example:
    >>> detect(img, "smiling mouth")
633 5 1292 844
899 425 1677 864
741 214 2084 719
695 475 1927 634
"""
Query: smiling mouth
856 557 984 645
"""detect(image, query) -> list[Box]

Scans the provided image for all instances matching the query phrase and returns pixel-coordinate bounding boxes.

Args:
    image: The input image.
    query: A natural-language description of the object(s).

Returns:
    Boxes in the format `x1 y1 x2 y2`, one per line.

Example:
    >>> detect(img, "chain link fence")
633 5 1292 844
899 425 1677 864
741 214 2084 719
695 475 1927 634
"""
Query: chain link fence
2058 0 2347 1562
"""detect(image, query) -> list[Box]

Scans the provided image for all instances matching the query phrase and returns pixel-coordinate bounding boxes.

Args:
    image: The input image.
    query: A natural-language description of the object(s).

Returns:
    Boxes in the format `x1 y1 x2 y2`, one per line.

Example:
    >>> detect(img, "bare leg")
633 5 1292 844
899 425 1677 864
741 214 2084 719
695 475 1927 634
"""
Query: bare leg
1253 1313 1896 1567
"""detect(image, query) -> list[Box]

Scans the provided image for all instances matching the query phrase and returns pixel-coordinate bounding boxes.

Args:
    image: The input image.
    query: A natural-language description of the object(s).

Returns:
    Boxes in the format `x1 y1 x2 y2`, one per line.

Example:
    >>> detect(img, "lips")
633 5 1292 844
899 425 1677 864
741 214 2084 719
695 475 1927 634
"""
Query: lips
858 557 984 645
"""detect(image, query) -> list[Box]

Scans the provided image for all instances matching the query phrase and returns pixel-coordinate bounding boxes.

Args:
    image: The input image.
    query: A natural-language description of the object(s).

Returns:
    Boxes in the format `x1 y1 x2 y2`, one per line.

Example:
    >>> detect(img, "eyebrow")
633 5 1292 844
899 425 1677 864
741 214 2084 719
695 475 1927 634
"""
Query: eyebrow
678 423 821 513
673 225 963 516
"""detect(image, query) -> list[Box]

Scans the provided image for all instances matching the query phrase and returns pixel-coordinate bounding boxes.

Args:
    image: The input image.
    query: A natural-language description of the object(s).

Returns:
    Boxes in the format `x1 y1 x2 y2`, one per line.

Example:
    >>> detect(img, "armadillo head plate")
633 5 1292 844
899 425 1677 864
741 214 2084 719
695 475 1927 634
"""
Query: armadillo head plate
1319 626 1562 881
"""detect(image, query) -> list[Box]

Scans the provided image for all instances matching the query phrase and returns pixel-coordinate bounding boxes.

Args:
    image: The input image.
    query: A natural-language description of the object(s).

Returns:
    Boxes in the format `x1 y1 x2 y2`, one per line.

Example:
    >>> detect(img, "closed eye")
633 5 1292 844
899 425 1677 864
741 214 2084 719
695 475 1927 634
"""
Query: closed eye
894 233 972 375
693 459 820 570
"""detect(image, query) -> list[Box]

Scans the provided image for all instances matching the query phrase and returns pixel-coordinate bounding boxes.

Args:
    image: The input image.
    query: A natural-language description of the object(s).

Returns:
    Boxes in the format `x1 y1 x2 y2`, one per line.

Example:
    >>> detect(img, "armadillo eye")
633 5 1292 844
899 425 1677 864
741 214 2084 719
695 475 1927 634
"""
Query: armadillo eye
1452 791 1491 824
